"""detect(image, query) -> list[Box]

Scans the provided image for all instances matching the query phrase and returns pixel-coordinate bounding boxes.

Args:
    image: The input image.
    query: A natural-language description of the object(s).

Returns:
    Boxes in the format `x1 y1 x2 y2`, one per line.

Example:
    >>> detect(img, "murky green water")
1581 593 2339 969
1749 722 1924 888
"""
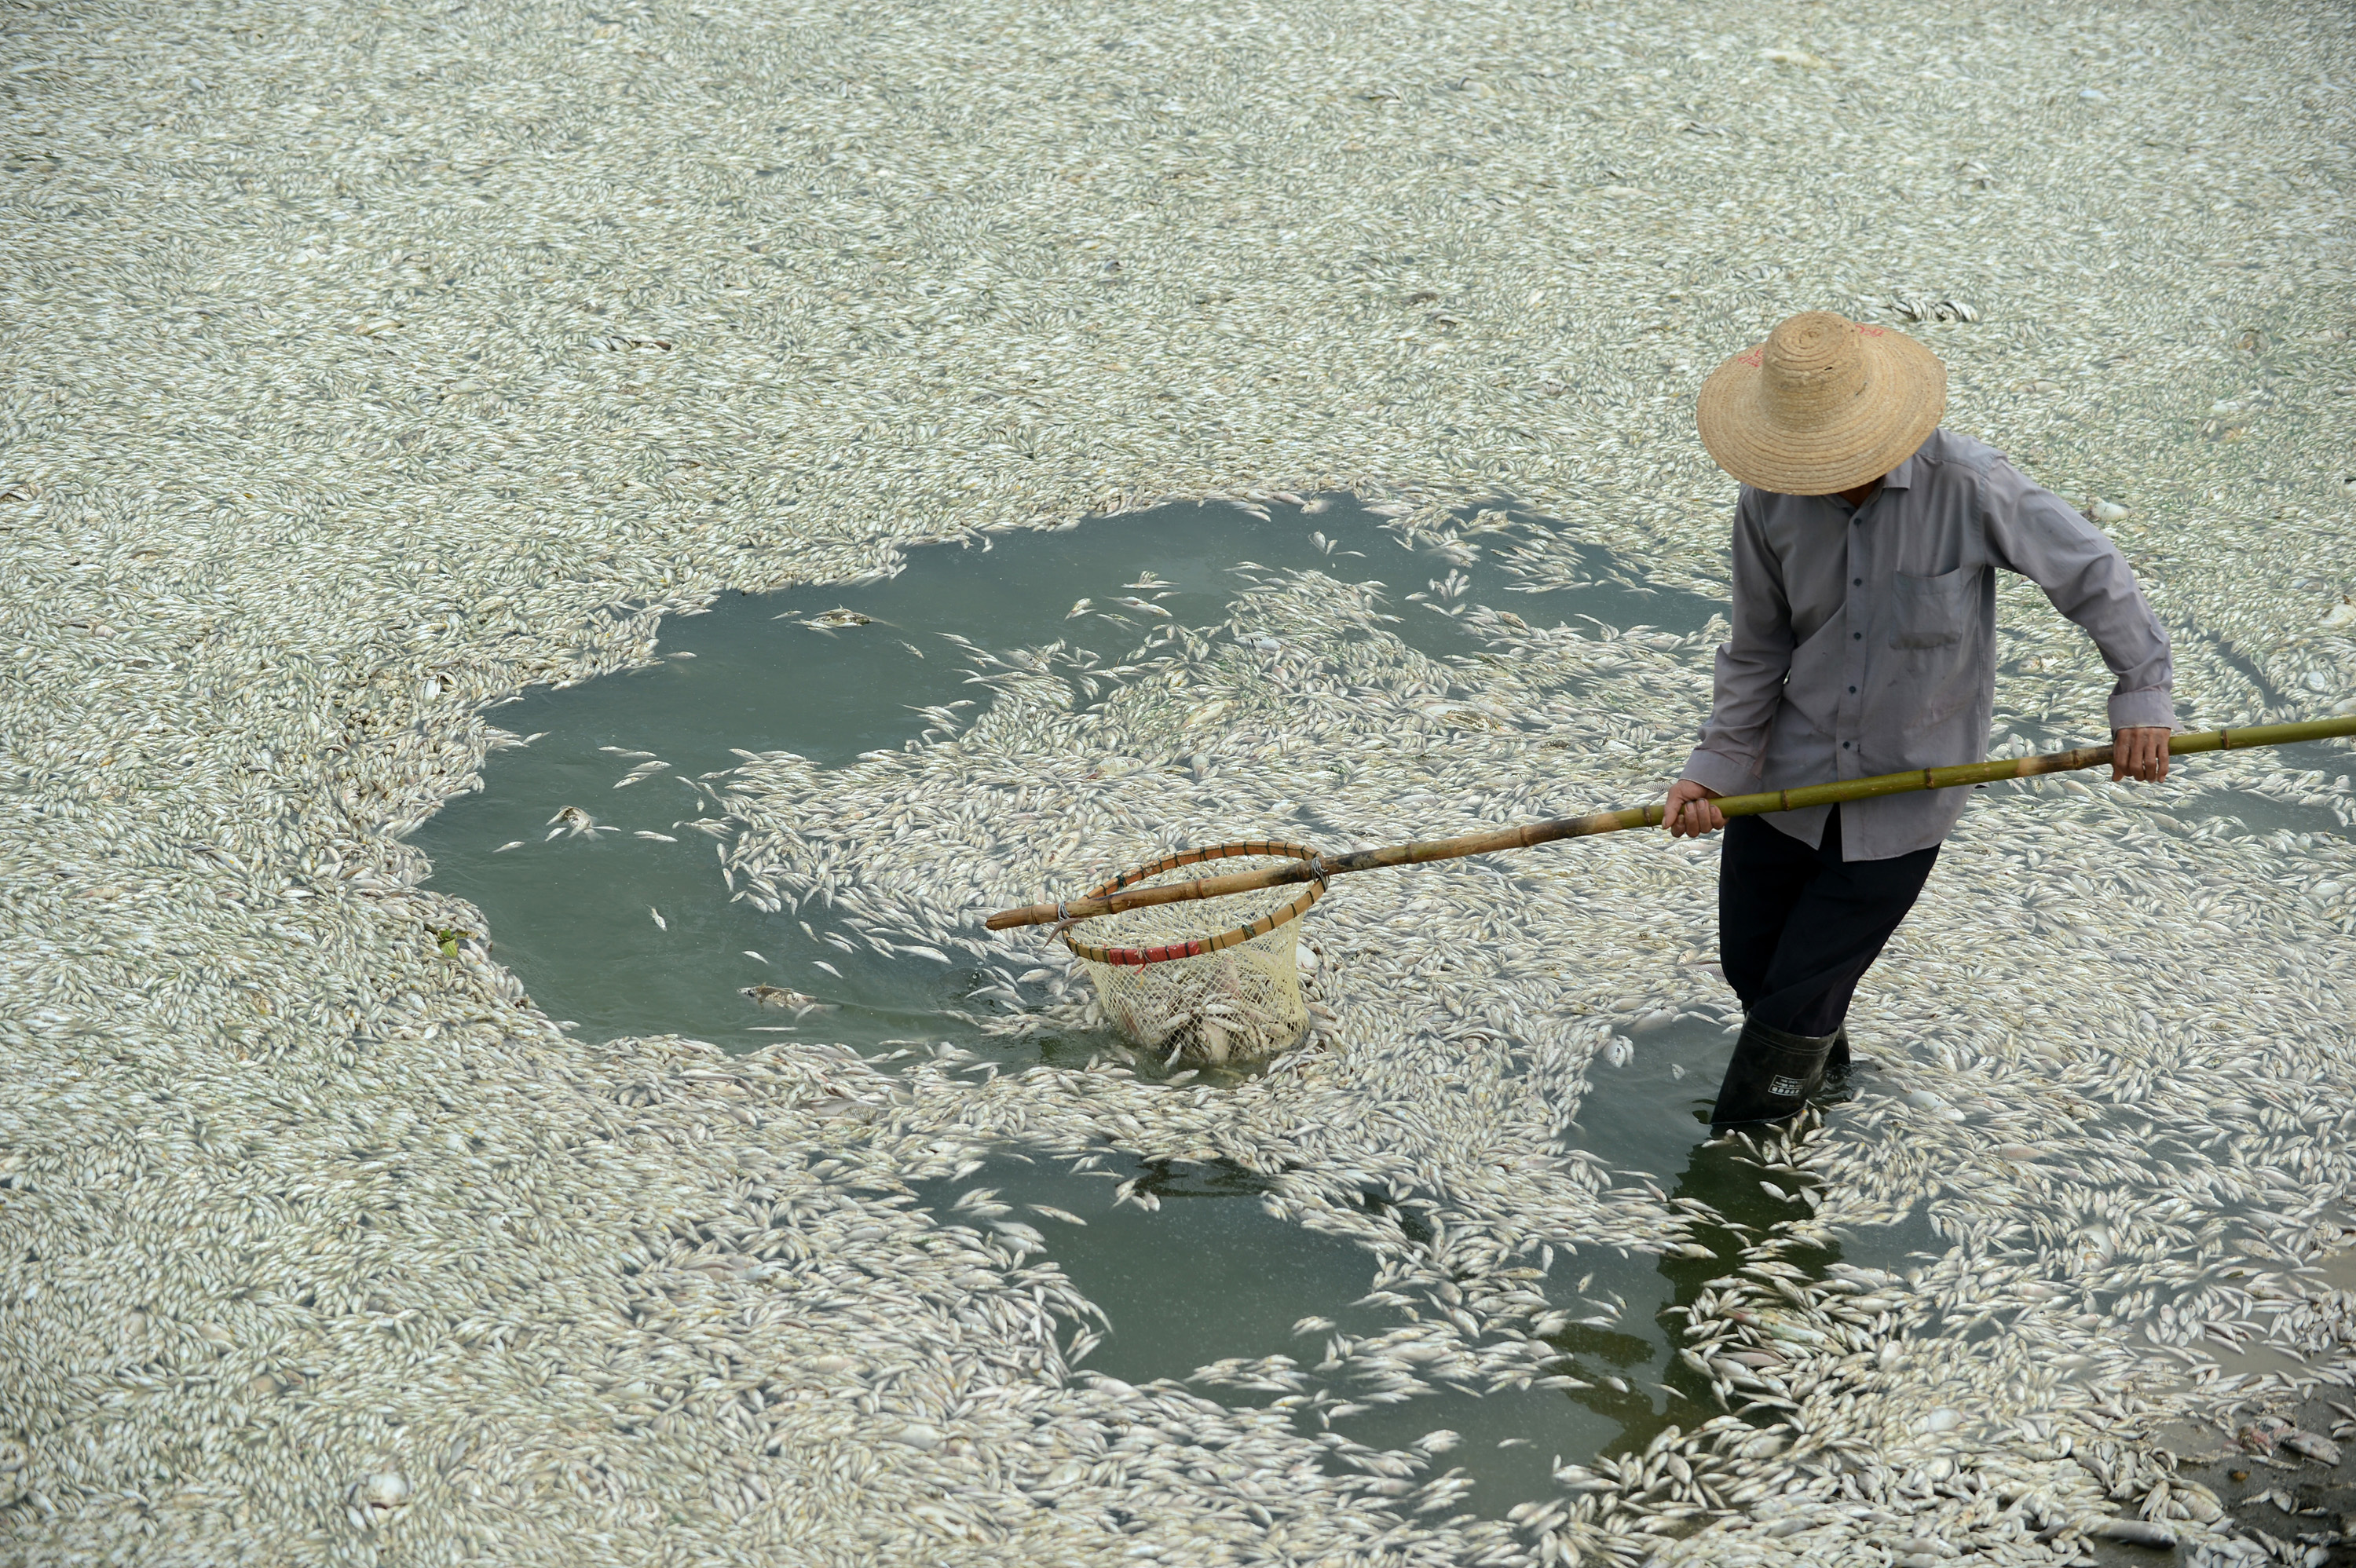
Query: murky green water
414 494 1762 1506
926 1146 1710 1504
416 496 1716 1055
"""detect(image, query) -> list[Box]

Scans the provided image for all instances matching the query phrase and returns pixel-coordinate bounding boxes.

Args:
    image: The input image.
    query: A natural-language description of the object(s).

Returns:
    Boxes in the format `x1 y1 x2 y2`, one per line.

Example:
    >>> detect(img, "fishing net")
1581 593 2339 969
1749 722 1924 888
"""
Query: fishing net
1060 842 1325 1068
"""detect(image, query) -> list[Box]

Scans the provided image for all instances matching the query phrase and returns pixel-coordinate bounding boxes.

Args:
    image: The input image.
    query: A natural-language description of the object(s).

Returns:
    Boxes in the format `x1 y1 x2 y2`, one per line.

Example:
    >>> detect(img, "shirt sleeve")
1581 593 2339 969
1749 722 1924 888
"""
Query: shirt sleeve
1682 491 1795 795
1979 458 2175 731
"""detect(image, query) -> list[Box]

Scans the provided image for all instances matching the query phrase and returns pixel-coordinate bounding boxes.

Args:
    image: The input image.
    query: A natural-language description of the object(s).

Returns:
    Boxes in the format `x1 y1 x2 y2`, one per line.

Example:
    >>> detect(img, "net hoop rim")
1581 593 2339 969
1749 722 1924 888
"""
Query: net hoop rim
1059 840 1325 967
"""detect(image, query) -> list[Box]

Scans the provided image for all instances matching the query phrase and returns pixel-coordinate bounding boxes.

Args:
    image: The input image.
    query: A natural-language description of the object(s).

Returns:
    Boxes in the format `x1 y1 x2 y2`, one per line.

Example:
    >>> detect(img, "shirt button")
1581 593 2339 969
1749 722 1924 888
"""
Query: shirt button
1849 685 1857 693
1842 741 1852 749
1853 631 1862 640
1853 577 1862 586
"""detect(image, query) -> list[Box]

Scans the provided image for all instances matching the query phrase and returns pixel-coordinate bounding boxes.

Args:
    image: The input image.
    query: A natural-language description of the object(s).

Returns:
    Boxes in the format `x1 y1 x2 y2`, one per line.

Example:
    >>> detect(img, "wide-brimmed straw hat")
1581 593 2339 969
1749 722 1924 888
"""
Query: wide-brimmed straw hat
1696 311 1947 495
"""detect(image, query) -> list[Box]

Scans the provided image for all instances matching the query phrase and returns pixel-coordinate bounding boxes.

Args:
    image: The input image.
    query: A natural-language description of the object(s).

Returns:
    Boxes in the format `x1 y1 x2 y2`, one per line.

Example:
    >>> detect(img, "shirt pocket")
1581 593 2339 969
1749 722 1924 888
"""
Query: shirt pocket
1888 565 1979 650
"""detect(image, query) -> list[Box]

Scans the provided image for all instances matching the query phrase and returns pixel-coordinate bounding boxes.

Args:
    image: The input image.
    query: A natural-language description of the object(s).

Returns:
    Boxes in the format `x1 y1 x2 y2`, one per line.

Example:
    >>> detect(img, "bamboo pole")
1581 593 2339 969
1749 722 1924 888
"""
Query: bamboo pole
982 714 2356 931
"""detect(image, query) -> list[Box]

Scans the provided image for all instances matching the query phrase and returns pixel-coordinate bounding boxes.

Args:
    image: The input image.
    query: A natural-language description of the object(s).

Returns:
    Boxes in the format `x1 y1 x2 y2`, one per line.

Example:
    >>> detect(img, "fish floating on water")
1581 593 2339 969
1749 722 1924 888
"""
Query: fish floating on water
20 15 2352 1561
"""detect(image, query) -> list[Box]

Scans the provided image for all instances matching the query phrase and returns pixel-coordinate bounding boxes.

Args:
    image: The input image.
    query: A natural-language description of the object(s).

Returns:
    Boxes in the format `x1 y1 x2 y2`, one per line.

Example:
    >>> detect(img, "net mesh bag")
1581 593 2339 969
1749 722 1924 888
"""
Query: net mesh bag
1061 842 1325 1068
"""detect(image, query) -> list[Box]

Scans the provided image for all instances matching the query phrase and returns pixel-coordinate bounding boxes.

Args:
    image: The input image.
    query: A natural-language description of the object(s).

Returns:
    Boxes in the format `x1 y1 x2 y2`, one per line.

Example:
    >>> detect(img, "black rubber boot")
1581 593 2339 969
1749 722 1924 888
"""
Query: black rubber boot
1824 1026 1851 1084
1710 1015 1839 1129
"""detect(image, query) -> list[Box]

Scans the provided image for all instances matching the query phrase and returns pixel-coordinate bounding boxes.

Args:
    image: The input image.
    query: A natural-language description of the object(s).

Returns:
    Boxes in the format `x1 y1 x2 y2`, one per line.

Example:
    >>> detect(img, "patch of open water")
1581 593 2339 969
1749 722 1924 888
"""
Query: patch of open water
418 495 1714 1054
916 1145 1728 1505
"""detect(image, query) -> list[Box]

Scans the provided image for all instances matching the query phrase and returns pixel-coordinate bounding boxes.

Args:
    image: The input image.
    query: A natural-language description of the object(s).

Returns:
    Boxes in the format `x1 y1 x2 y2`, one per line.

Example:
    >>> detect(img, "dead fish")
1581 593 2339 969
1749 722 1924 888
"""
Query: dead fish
2090 1519 2175 1548
2238 1416 2294 1454
545 806 610 838
803 608 871 630
2281 1430 2341 1465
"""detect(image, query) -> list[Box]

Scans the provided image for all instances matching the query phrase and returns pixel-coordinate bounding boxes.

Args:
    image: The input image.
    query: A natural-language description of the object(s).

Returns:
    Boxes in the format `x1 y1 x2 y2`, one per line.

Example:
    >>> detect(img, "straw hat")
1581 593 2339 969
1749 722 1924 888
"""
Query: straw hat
1696 311 1947 495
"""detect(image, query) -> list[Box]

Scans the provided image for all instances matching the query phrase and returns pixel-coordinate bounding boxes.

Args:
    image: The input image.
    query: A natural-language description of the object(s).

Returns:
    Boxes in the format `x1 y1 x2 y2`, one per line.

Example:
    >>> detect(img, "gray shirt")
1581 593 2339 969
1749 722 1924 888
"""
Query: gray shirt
1681 427 2174 860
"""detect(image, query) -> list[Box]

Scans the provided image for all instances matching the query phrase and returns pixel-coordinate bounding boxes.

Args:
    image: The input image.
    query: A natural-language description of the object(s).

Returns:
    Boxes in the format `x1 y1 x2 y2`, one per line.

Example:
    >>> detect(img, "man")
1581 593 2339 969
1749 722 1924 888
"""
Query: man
1665 310 2173 1128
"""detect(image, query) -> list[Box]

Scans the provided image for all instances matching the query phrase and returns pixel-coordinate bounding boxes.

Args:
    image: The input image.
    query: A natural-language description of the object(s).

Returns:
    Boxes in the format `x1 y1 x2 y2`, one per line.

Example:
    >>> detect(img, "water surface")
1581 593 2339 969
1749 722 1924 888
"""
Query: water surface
417 495 2221 1513
412 494 1749 1507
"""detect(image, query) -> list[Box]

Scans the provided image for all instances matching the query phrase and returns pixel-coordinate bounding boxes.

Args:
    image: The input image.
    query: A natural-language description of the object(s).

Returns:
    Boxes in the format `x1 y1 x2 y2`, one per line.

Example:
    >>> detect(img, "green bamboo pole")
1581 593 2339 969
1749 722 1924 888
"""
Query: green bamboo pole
983 715 2356 932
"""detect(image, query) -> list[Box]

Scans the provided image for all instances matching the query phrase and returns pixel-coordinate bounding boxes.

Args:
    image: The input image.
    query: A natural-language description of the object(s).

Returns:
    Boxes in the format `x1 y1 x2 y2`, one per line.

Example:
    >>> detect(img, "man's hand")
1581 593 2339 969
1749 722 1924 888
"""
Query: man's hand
1664 778 1725 837
2112 726 2171 783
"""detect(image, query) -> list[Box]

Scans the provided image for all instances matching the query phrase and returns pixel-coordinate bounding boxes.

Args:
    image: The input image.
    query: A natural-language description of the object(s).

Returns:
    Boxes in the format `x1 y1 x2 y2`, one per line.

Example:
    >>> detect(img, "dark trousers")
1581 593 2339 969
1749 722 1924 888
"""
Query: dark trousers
1719 807 1939 1037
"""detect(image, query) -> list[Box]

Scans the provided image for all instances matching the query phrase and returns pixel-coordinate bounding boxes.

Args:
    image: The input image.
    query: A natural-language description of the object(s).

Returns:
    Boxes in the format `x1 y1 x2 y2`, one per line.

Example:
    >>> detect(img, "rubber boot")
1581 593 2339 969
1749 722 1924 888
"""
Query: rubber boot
1710 1014 1839 1129
1824 1026 1851 1084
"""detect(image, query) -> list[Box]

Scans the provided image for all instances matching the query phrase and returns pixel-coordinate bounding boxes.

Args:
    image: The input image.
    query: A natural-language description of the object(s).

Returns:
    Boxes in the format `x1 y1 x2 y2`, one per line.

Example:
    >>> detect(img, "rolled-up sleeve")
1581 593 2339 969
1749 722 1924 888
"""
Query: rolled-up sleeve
1683 492 1796 795
1979 459 2175 731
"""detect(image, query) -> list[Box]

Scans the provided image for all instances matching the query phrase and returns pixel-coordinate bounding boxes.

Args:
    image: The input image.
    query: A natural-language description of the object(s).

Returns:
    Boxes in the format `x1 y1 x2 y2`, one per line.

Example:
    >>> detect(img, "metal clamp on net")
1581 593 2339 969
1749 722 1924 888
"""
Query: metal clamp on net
1060 841 1324 1069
